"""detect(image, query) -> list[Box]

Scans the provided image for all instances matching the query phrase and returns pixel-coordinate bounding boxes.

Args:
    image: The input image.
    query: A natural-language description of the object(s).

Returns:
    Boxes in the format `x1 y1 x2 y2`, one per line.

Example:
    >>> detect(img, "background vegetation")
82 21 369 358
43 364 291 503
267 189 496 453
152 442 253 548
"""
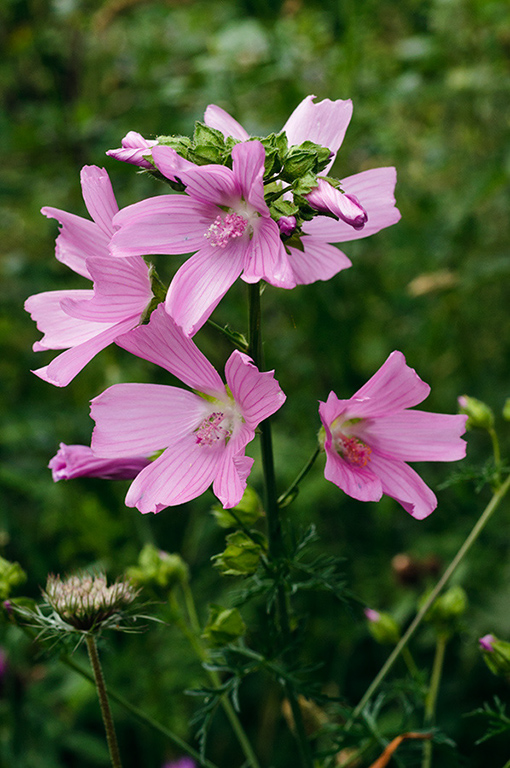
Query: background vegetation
1 0 510 765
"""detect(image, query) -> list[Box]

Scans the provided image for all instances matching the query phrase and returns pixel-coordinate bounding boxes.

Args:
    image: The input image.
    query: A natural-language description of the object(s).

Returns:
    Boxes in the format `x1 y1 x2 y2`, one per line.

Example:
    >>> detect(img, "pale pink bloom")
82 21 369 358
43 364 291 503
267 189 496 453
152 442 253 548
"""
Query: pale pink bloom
90 305 286 513
25 166 153 386
49 443 150 481
319 351 467 519
205 95 401 286
106 131 158 169
110 141 294 335
479 634 495 652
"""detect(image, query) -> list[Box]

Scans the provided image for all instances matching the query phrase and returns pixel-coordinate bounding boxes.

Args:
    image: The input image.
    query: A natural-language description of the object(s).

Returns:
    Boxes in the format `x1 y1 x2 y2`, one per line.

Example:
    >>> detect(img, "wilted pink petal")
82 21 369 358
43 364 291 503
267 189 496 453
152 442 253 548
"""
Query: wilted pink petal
319 351 467 518
50 443 150 481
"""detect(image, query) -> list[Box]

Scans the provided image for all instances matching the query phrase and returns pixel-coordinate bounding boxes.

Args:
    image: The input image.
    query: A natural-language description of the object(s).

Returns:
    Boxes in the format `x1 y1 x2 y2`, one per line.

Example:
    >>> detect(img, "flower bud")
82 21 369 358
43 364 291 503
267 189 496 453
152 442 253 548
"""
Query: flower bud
502 398 510 421
0 556 27 601
479 634 510 679
457 395 494 430
127 544 189 592
365 608 400 645
305 179 367 230
211 530 266 576
421 585 467 635
277 215 297 237
202 604 246 648
49 443 150 481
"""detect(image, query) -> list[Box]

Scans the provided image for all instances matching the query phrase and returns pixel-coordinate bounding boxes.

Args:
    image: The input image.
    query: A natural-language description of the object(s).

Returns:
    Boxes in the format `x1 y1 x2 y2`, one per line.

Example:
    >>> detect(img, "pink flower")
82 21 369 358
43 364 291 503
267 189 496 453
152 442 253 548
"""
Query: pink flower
49 443 150 481
25 166 153 386
110 140 293 335
90 305 286 513
364 608 381 623
479 634 495 652
319 351 467 519
205 95 401 286
106 131 158 169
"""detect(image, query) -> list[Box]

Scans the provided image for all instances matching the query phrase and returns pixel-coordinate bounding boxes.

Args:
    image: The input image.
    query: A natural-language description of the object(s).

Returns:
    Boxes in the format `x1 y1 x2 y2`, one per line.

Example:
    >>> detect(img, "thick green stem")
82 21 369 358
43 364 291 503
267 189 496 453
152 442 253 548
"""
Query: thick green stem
247 282 314 768
350 473 510 722
85 636 123 768
422 634 448 768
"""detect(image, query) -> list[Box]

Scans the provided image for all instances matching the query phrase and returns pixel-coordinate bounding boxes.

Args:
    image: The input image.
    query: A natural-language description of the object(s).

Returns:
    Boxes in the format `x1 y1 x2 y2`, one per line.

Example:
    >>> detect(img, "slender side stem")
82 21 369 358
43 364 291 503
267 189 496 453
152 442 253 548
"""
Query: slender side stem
350 473 510 722
489 426 502 487
422 634 448 768
401 646 420 681
206 319 248 352
85 636 123 768
247 282 314 768
60 652 220 768
277 447 321 508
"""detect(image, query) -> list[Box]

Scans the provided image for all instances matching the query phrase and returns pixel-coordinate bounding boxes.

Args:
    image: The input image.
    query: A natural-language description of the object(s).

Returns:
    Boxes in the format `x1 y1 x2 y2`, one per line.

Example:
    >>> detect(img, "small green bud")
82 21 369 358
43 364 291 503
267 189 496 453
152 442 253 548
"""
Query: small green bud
365 608 400 645
502 398 510 421
211 530 266 576
0 556 27 601
282 148 318 181
126 544 188 592
202 604 246 647
211 485 263 529
421 585 467 635
458 395 494 430
479 634 510 679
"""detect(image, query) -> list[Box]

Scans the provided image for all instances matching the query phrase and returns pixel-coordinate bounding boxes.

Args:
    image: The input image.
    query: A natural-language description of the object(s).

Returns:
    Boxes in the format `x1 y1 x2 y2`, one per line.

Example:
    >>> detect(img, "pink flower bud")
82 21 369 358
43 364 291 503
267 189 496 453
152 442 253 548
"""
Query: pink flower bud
479 634 495 652
306 179 368 230
277 216 297 236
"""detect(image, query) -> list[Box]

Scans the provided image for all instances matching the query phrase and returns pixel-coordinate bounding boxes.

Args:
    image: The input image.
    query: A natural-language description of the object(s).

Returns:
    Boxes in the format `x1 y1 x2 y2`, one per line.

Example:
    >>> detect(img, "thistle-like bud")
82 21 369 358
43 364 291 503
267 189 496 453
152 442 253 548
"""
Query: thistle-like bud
479 634 510 680
457 395 494 430
43 573 138 632
365 608 401 645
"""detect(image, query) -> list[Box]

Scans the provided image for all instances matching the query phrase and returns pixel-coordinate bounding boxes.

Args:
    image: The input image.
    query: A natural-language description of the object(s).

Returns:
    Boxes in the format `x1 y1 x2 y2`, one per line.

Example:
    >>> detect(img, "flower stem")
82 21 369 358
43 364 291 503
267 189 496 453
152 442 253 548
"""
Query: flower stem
422 634 448 768
278 446 321 508
85 635 123 768
247 282 314 768
350 473 510 723
489 426 502 487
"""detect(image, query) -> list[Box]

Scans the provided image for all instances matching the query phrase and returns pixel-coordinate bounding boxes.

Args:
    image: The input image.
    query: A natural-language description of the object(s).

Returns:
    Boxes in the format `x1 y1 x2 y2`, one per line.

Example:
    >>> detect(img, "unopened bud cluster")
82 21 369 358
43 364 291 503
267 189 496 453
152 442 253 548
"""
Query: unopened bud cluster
44 573 138 631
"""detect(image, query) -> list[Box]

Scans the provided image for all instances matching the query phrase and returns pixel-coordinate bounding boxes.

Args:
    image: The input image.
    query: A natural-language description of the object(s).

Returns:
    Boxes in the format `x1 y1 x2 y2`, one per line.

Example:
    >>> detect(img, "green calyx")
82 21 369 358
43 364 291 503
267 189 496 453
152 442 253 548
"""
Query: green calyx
202 603 246 648
212 530 267 576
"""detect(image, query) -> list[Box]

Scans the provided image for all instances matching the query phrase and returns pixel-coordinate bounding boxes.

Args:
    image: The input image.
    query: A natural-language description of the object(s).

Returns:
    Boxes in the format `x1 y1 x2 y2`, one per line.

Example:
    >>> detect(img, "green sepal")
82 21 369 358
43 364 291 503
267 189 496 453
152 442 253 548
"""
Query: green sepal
202 604 246 647
503 398 510 421
211 485 264 529
458 395 495 430
481 636 510 678
126 543 189 593
271 198 299 217
366 611 401 645
140 263 167 324
188 144 225 166
0 556 27 601
156 134 192 158
212 530 267 576
193 121 226 149
292 171 319 197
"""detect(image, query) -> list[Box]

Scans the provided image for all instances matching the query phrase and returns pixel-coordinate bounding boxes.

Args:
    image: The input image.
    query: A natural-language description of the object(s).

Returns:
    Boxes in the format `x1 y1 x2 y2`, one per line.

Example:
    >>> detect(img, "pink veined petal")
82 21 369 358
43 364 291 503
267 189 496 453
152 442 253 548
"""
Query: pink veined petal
364 411 467 462
111 196 216 257
324 448 383 502
213 451 254 508
33 315 138 387
116 304 225 395
241 217 295 288
204 104 251 141
368 453 438 520
42 207 108 278
348 351 431 417
176 164 240 207
151 145 197 179
49 443 150 481
106 132 158 169
25 290 103 350
319 392 347 430
91 384 207 457
80 166 118 239
61 256 152 323
224 350 286 429
282 95 353 174
286 238 352 285
125 434 220 513
303 168 401 242
231 141 268 213
165 241 246 335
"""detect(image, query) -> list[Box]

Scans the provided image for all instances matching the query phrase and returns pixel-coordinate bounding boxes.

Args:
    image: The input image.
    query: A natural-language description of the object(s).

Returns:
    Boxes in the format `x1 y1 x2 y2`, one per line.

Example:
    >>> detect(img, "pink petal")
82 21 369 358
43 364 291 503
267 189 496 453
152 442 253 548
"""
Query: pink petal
165 242 245 335
42 207 108 278
50 443 149 481
151 145 197 179
324 448 383 502
33 315 137 387
61 256 151 323
369 453 438 520
106 131 158 169
349 351 431 417
213 452 254 508
231 141 268 213
125 435 220 513
111 196 215 257
306 180 367 230
204 104 251 141
303 168 401 242
176 164 240 207
241 218 295 288
25 290 102 350
364 411 467 462
282 95 353 173
91 383 207 457
116 305 225 394
80 166 118 239
224 350 286 429
286 238 351 284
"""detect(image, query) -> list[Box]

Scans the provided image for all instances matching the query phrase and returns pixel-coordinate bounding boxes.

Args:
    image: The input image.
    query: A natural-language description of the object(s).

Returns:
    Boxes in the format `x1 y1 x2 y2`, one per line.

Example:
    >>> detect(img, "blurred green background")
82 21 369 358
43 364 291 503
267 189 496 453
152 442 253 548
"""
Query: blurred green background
1 0 510 765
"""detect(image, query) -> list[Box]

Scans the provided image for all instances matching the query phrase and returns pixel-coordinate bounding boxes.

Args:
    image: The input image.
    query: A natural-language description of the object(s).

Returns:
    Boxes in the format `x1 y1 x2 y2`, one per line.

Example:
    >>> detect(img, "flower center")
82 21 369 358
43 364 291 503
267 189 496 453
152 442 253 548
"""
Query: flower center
332 429 372 467
205 212 248 248
195 411 232 447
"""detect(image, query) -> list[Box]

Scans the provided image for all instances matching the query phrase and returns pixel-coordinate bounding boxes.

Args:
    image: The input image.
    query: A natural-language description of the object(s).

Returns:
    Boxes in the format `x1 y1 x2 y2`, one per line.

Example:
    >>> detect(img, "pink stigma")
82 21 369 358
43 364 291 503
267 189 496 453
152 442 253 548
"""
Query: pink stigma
195 412 232 447
334 434 372 467
206 212 247 248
